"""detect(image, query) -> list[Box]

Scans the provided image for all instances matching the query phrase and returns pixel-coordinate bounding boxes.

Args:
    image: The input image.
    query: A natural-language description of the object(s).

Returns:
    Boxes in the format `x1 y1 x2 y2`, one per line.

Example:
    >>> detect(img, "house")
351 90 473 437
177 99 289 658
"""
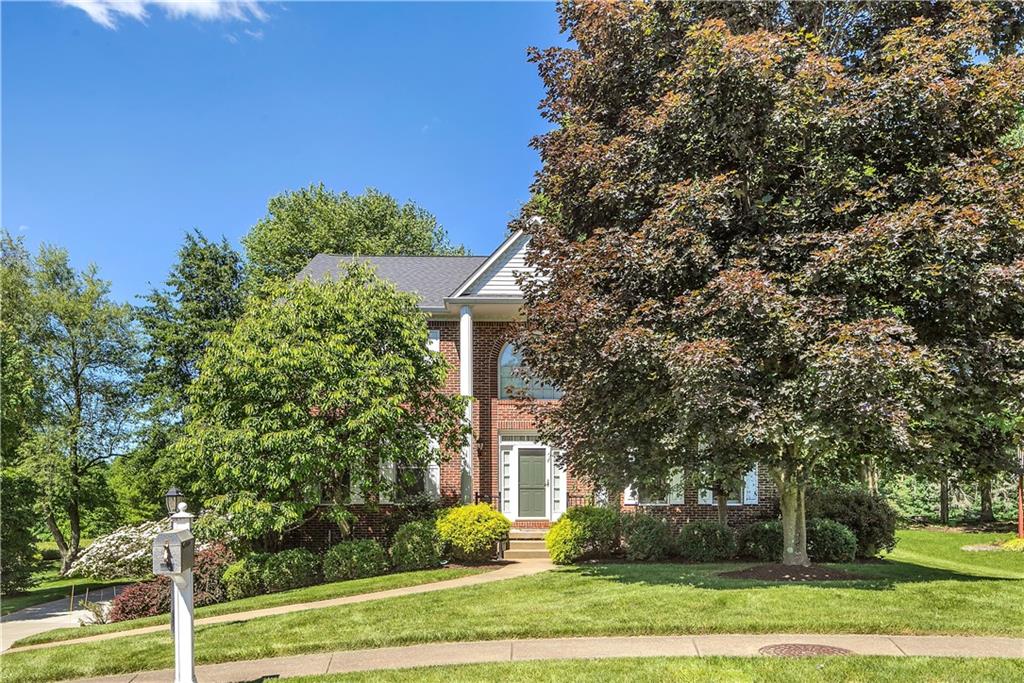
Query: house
295 229 777 540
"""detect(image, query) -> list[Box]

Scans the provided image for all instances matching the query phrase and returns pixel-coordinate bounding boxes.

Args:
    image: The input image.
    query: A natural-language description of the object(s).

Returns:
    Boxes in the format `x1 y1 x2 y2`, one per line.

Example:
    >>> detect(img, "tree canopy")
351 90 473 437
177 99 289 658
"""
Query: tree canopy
519 1 1023 564
181 266 467 542
243 185 465 288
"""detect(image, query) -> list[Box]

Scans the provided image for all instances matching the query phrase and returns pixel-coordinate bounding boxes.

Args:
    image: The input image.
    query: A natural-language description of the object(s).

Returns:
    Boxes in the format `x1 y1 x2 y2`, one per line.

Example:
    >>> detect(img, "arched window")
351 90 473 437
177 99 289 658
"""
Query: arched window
498 343 563 400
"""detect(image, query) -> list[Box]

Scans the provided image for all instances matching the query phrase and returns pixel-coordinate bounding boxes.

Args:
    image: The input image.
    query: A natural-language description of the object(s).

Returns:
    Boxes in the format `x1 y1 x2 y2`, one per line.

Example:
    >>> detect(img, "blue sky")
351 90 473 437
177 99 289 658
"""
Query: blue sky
2 1 564 302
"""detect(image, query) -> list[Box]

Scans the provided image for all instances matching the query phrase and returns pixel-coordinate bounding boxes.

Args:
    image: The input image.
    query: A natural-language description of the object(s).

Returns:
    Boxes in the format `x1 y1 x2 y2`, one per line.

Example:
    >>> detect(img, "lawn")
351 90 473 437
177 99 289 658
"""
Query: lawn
2 529 1021 683
16 566 487 645
1 555 130 617
289 656 1024 683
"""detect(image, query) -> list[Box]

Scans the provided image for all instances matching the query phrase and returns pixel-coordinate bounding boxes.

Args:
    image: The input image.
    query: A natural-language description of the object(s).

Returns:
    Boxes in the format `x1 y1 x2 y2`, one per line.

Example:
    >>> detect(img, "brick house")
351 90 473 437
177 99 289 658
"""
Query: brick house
295 229 777 540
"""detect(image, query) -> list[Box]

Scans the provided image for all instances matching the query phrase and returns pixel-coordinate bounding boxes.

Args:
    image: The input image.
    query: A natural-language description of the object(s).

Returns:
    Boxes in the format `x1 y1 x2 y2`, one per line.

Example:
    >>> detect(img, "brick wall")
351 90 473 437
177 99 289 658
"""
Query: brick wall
620 471 779 531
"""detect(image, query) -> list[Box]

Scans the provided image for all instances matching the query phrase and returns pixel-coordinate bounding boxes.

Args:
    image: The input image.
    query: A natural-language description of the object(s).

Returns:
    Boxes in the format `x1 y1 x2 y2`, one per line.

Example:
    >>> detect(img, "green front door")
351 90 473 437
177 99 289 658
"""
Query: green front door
518 448 547 518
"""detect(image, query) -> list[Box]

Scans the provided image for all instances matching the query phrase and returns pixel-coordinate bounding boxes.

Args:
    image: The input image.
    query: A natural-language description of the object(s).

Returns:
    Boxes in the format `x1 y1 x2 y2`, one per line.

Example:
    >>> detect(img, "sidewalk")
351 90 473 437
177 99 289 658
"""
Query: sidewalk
5 559 553 653
64 634 1024 682
0 586 119 652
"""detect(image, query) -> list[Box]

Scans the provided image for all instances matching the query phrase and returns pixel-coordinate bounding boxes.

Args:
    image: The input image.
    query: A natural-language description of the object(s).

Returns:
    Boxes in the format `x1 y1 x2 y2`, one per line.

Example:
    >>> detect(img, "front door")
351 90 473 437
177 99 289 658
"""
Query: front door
518 448 547 518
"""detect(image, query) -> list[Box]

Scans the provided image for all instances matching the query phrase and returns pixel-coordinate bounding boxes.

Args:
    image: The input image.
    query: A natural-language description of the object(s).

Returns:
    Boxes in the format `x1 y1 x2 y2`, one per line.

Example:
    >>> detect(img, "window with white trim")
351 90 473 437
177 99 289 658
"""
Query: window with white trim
698 466 759 506
498 343 563 400
427 329 441 353
630 468 685 506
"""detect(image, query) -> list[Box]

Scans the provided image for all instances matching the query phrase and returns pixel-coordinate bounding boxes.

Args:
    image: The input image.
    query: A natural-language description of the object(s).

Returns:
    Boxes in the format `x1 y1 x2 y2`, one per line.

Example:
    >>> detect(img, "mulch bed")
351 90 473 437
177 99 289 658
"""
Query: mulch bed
718 564 869 582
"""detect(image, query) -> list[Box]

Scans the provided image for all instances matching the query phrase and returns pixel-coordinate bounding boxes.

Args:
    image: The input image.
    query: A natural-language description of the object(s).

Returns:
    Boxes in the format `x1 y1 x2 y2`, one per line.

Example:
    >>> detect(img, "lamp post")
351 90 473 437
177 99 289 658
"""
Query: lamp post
1016 446 1023 540
156 487 196 683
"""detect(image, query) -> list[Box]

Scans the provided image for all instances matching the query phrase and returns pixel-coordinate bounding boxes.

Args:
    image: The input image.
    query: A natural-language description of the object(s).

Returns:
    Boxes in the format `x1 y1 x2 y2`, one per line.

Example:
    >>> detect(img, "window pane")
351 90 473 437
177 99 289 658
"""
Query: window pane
499 343 563 400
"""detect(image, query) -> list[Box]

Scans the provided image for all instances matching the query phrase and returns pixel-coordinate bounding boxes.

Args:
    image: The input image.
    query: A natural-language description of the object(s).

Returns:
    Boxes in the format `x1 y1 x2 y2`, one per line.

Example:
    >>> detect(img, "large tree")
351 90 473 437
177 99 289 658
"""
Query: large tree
181 266 467 544
111 230 247 522
15 245 139 573
519 1 1023 564
243 185 465 288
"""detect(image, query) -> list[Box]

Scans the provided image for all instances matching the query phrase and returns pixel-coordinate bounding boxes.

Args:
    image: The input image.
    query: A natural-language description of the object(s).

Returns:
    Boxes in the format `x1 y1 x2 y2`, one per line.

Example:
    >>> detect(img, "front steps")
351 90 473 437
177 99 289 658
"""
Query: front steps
504 528 549 560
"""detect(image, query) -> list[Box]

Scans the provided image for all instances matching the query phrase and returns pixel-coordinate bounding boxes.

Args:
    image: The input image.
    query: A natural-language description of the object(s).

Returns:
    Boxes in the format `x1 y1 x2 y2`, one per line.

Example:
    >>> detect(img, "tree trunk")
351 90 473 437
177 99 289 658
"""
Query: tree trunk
776 470 809 566
939 476 950 526
715 490 729 526
45 512 75 575
860 456 879 494
979 480 995 524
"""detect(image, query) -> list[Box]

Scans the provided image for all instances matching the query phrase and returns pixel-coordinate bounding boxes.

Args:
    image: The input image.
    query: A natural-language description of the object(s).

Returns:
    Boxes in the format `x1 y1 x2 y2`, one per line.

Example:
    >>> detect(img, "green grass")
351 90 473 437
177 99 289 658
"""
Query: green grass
17 566 486 645
1 560 129 616
288 656 1024 683
2 529 1021 683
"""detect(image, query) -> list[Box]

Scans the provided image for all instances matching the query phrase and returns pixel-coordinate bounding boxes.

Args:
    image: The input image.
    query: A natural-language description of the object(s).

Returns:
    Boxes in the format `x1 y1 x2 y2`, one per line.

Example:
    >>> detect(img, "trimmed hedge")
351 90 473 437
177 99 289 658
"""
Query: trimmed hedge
807 488 898 558
737 518 857 563
262 548 321 592
390 521 442 571
436 504 510 563
324 540 389 581
546 517 587 565
562 506 621 557
622 514 673 561
676 521 736 562
222 554 268 601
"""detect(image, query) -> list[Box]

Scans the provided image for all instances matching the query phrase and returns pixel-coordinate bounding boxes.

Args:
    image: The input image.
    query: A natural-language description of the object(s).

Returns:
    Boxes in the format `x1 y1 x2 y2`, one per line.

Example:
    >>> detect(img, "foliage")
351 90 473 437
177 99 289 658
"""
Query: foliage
262 548 321 592
243 184 465 287
107 578 169 623
323 539 389 581
435 504 510 563
192 542 235 606
621 514 673 561
389 521 442 572
181 267 466 543
1001 538 1024 552
737 521 785 563
222 555 268 601
561 505 621 557
519 1 1024 567
806 519 858 563
808 488 898 558
676 521 737 563
545 516 587 565
66 519 164 580
0 233 40 466
12 243 140 573
0 470 41 593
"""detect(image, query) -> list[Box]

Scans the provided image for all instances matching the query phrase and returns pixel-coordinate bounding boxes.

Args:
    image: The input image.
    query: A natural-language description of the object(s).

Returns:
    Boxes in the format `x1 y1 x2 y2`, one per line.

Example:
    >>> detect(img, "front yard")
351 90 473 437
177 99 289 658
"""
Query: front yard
2 529 1021 682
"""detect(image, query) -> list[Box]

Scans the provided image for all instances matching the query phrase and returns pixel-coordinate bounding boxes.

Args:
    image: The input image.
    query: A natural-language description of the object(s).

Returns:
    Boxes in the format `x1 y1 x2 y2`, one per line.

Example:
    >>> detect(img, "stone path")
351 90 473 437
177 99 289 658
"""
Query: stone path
1 586 120 652
63 634 1024 682
5 559 553 653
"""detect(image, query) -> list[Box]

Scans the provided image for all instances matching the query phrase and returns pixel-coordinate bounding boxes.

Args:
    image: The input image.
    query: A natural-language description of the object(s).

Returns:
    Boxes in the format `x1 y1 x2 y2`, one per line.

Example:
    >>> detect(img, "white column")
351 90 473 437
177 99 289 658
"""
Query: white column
459 305 474 503
170 505 196 683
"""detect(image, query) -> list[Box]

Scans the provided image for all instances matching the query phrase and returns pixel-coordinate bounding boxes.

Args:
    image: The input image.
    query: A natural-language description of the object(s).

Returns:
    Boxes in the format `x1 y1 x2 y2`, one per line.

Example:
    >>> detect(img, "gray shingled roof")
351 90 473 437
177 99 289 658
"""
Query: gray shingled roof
297 254 488 309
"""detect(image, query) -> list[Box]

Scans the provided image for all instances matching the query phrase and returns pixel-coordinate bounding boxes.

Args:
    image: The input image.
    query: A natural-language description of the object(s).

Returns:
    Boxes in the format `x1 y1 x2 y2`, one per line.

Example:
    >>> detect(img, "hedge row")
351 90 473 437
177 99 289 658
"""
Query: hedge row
546 507 863 565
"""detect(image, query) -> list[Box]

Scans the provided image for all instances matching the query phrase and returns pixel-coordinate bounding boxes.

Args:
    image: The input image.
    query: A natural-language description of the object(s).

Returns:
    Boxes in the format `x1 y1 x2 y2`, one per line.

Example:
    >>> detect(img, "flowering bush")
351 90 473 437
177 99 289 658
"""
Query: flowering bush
67 516 233 580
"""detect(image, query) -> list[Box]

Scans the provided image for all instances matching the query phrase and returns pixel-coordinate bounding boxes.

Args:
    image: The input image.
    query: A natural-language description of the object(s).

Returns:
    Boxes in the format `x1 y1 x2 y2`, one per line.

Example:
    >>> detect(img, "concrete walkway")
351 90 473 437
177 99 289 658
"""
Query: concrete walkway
63 634 1024 682
1 586 119 652
5 559 553 653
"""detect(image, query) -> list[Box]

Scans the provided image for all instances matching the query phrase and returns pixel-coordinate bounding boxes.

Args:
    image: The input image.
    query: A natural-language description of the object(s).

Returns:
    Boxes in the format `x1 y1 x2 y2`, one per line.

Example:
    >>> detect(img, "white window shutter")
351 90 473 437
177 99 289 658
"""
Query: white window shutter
379 461 397 504
427 329 441 353
426 462 441 499
350 473 365 505
698 488 714 505
668 468 685 505
743 465 759 505
622 485 638 505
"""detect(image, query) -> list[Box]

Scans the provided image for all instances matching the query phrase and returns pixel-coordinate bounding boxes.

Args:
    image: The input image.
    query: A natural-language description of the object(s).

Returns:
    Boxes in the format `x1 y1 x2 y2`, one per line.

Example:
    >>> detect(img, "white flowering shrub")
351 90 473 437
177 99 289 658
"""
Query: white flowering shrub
67 515 235 580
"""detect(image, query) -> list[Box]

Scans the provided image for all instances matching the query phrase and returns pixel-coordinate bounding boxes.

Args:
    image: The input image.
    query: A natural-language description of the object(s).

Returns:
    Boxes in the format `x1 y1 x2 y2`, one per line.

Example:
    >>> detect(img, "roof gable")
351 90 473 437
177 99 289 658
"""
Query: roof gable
449 230 535 299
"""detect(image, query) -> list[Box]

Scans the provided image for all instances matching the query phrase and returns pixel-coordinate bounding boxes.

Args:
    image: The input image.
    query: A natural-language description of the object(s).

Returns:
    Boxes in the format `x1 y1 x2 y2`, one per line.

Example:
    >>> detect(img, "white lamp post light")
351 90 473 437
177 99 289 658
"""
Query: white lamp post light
153 490 196 683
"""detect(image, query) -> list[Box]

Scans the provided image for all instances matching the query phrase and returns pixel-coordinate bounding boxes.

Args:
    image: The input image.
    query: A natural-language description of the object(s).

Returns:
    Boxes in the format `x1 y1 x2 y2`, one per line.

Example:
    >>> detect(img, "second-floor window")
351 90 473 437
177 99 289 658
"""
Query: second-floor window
498 343 563 400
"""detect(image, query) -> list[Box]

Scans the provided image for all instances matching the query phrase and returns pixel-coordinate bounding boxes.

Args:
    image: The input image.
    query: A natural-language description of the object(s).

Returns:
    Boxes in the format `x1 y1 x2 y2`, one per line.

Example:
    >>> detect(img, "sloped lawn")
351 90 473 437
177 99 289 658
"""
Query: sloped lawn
2 529 1021 683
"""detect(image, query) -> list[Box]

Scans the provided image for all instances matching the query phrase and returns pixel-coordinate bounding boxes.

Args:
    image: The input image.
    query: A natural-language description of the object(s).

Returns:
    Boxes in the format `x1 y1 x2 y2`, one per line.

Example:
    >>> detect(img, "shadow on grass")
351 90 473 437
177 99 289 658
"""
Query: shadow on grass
568 558 1015 592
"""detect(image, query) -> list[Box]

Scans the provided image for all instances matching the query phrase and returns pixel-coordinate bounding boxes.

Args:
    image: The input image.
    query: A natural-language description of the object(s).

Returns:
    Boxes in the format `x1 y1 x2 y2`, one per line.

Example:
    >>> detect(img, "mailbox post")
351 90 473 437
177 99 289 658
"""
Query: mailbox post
153 502 196 683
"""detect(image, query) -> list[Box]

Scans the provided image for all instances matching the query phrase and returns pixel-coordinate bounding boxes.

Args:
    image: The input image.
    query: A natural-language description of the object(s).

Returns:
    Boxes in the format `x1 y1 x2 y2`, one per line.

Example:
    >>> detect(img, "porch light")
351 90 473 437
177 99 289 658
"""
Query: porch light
164 487 185 516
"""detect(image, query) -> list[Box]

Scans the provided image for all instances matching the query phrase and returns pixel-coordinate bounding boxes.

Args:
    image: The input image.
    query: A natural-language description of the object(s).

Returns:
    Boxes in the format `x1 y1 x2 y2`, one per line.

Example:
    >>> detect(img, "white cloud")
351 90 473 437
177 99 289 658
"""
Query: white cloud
60 1 267 30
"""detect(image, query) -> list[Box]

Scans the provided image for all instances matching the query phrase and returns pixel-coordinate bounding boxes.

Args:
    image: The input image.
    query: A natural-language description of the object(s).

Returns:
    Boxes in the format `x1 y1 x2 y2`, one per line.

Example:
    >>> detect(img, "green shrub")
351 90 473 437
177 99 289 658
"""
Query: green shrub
324 539 389 580
562 506 621 557
436 504 511 562
1001 538 1024 552
807 518 857 563
390 521 441 571
261 548 321 592
0 471 40 593
546 517 587 565
807 488 898 558
676 521 737 562
737 520 784 562
222 554 268 601
622 514 673 561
